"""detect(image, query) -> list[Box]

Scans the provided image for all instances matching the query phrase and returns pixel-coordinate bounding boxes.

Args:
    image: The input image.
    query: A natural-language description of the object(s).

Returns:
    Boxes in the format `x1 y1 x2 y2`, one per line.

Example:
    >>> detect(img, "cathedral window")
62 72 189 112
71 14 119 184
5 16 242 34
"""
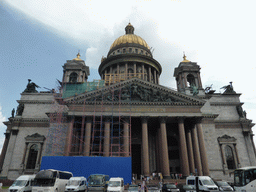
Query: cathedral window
26 144 38 169
69 72 78 83
129 48 132 53
218 134 239 171
135 49 138 53
23 133 45 172
225 145 236 169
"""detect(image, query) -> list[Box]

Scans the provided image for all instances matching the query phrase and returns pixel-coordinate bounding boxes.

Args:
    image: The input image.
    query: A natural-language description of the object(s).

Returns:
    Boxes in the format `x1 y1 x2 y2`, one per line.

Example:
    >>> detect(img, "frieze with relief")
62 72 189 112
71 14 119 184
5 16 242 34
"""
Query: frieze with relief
86 83 179 102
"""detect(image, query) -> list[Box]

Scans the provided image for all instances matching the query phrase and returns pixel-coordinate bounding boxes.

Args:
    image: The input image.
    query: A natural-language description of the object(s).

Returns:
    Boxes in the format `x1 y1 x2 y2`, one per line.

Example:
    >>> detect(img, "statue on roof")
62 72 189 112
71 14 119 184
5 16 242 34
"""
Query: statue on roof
236 105 247 118
23 79 40 93
221 82 236 94
191 84 199 96
11 108 15 118
205 84 216 94
16 104 24 116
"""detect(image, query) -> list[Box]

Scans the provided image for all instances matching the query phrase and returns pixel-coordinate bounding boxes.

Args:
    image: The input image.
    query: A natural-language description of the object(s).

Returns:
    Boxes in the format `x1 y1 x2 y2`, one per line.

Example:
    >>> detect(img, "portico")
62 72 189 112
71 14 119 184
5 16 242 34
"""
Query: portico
59 78 210 178
62 112 210 178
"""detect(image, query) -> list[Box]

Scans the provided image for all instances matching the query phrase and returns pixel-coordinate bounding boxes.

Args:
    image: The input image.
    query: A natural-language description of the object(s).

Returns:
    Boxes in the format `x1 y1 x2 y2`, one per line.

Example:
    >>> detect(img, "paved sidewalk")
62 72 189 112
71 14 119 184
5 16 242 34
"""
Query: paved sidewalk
1 188 8 192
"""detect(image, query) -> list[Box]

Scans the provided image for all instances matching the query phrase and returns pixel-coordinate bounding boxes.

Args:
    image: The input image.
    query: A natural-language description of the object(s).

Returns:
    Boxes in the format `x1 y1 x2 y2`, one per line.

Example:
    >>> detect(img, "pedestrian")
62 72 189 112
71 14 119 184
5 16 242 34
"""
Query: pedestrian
141 181 145 192
152 172 156 180
160 173 163 182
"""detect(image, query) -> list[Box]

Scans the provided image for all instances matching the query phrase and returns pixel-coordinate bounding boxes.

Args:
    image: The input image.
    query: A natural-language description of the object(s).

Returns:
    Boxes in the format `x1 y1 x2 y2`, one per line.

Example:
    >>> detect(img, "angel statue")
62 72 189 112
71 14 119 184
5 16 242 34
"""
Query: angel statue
23 79 40 93
221 82 236 94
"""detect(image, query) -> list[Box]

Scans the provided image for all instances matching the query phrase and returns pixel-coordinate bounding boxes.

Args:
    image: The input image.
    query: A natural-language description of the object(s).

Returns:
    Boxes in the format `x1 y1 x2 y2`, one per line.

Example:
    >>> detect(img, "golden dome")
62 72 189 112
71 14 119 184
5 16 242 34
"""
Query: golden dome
109 23 150 51
110 34 150 50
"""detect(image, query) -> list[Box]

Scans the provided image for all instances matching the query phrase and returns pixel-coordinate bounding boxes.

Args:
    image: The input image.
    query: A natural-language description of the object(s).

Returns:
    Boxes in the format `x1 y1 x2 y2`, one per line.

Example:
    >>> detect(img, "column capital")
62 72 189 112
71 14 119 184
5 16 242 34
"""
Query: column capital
159 116 167 124
141 116 149 124
104 116 112 122
195 117 203 124
86 116 93 122
123 116 130 123
66 115 73 122
177 117 185 123
4 132 10 138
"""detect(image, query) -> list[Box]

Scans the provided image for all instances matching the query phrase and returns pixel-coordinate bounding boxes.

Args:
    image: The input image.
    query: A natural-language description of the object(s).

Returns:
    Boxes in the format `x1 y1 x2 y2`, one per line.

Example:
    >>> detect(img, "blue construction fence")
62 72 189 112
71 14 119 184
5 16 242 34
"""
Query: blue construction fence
41 156 132 184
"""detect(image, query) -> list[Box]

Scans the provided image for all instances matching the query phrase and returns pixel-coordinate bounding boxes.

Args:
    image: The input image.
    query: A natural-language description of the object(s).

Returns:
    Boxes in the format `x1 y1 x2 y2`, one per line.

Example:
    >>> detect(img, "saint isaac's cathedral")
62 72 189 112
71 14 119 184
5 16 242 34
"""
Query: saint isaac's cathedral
1 23 255 181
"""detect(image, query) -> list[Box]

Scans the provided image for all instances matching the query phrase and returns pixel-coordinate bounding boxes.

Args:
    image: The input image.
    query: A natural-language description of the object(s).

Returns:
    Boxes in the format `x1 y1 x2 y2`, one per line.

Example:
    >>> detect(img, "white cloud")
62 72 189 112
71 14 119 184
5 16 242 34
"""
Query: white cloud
4 0 256 143
5 0 256 99
4 0 138 46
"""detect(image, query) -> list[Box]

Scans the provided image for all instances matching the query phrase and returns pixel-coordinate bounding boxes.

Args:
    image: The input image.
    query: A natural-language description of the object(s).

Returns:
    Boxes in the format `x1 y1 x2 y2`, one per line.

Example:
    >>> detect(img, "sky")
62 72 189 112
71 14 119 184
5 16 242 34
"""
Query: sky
0 0 256 152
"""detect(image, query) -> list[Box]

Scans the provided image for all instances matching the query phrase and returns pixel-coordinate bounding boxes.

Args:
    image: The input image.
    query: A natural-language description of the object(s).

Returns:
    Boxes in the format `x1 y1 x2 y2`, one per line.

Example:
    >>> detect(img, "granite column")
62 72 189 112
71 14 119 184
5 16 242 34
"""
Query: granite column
142 117 150 176
178 118 190 176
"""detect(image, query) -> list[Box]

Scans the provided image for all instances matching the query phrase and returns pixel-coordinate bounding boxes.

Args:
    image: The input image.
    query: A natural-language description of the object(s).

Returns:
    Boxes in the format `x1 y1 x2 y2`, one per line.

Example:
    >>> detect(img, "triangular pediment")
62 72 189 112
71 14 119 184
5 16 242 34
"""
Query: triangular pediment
63 78 205 106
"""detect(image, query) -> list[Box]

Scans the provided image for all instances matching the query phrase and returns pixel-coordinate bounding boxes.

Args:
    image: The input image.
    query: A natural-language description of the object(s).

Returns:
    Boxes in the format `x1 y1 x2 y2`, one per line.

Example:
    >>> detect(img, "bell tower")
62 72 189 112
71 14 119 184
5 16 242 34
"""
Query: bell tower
173 54 204 96
62 53 90 84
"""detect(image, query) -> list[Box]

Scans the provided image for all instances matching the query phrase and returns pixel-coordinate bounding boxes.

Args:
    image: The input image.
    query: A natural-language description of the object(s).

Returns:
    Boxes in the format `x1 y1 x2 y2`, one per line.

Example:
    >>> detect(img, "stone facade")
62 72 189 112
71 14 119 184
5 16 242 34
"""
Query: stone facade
1 23 255 181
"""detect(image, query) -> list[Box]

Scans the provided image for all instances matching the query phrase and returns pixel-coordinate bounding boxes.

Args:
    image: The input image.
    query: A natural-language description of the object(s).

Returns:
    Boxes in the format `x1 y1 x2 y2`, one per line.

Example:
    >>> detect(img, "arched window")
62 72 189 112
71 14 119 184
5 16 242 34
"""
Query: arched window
225 145 236 169
69 72 78 83
187 74 195 87
26 144 39 169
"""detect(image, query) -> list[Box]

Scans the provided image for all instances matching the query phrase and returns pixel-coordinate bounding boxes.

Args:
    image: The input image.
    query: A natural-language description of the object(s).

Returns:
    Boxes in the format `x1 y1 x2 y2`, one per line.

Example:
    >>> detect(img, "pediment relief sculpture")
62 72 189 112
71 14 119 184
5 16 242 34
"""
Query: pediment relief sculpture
85 83 179 103
64 79 205 106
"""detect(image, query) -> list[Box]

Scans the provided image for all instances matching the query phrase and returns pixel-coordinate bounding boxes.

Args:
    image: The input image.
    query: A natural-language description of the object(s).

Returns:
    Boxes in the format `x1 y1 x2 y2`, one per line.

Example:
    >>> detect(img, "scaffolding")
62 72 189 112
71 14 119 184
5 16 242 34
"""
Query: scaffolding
45 92 69 156
62 80 105 98
46 79 132 158
104 72 146 86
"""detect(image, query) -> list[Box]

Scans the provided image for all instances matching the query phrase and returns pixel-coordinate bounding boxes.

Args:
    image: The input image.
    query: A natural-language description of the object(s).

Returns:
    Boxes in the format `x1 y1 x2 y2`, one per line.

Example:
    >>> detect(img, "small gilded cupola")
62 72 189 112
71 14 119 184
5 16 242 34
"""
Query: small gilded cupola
62 52 90 84
125 22 134 34
174 54 205 96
